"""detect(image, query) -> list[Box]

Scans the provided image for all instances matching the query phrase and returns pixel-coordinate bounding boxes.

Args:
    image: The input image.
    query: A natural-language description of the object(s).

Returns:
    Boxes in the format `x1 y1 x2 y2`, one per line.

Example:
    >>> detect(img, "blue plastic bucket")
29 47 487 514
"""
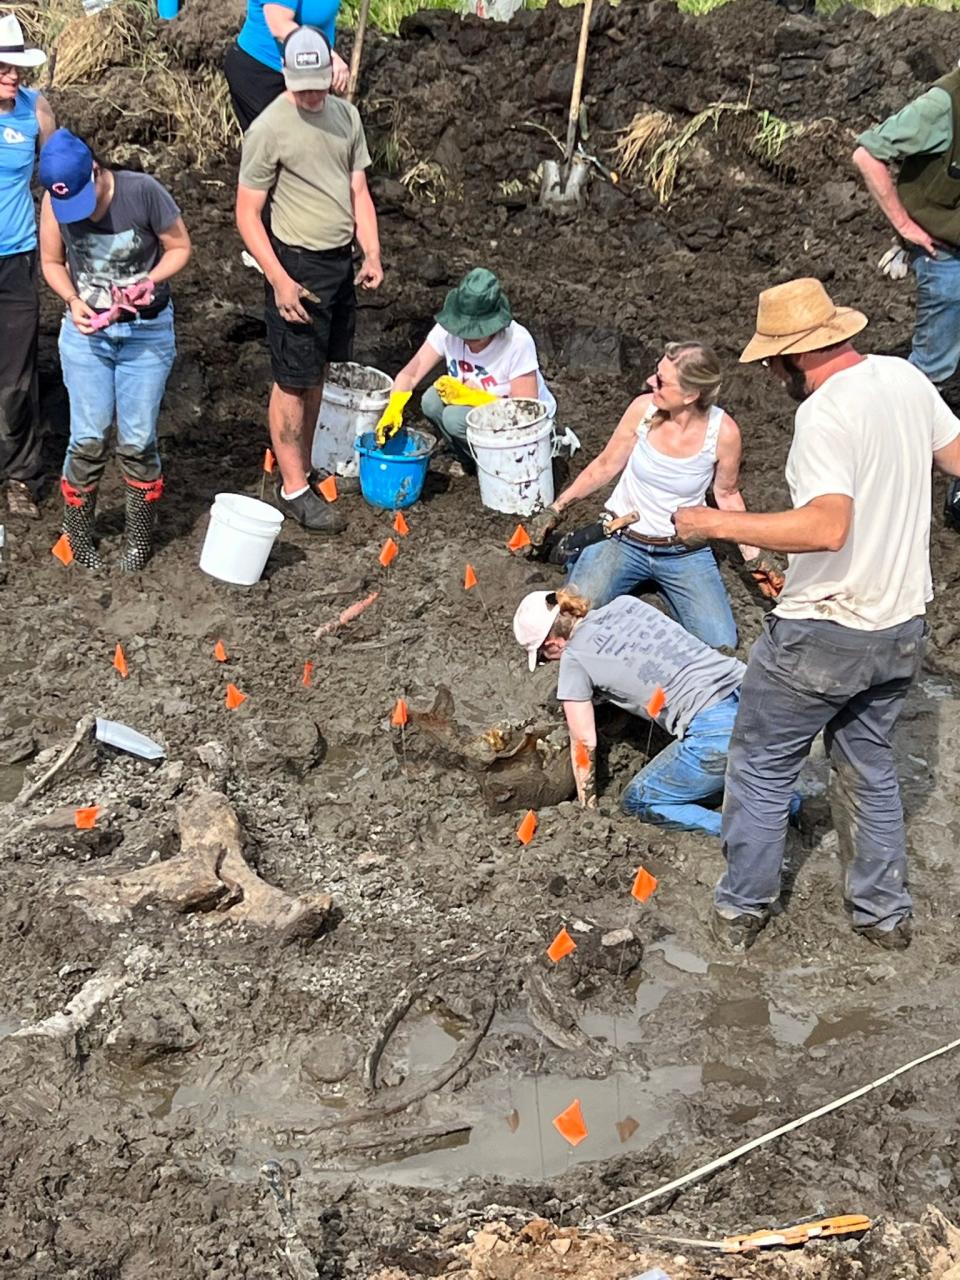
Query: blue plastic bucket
356 429 433 510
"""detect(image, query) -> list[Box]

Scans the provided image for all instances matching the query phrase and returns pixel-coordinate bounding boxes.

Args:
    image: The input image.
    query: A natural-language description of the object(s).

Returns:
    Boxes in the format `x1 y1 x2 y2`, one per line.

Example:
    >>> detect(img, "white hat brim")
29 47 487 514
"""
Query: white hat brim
3 49 47 67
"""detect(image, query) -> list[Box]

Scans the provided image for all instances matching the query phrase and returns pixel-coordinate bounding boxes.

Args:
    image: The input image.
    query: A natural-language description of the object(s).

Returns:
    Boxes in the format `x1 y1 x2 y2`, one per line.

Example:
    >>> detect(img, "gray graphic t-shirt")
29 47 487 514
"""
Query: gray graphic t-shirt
61 171 181 312
556 596 744 739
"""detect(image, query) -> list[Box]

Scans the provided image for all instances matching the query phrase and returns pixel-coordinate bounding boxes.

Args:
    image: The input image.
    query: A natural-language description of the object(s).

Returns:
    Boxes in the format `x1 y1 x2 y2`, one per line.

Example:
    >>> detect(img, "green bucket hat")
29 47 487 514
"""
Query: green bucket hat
435 268 512 340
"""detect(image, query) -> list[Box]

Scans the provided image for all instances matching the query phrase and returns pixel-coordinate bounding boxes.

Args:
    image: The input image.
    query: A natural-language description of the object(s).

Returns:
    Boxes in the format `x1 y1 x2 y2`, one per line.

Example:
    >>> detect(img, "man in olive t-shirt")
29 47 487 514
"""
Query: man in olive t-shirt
236 25 382 532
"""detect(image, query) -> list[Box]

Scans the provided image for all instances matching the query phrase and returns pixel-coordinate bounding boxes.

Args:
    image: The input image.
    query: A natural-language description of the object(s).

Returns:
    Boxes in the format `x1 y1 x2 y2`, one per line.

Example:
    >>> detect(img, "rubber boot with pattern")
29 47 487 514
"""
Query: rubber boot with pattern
61 477 104 570
120 476 163 571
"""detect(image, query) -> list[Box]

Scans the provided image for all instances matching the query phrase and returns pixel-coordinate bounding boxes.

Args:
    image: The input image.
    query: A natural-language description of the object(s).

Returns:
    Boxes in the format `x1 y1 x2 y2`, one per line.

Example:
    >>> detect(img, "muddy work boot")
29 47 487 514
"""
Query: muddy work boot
278 483 346 532
711 908 768 953
7 479 40 519
119 476 163 572
61 477 104 570
855 919 912 951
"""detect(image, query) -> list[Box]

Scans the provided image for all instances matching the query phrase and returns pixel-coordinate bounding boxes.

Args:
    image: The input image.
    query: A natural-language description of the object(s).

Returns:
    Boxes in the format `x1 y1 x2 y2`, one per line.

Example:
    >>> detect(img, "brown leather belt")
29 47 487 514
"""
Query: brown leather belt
618 527 684 547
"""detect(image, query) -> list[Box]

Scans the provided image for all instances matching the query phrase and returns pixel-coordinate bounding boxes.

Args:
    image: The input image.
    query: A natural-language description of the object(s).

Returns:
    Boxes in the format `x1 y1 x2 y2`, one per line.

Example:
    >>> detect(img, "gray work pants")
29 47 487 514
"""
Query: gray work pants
715 613 926 931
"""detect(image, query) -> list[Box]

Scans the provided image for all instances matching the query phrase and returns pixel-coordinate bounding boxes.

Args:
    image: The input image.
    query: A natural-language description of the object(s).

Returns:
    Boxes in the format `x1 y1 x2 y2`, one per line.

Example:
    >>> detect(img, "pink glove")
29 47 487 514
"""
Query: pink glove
122 279 156 308
86 284 139 331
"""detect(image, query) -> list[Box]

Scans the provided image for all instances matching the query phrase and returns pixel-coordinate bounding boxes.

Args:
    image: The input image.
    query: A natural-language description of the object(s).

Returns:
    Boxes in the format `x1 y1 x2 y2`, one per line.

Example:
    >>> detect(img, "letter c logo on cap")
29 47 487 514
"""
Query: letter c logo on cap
52 182 69 196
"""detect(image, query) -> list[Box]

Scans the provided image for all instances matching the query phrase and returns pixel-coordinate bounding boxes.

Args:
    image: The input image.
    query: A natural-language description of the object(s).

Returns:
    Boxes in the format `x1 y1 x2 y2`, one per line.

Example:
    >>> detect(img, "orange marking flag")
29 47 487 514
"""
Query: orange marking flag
393 511 409 537
507 523 531 552
391 697 409 727
51 533 74 566
113 643 129 679
302 661 314 688
516 809 538 845
631 866 658 903
263 448 275 473
379 537 399 567
74 805 100 830
225 683 247 710
547 927 577 964
213 640 228 663
574 740 591 771
463 564 478 591
553 1099 588 1147
317 475 338 502
646 685 666 719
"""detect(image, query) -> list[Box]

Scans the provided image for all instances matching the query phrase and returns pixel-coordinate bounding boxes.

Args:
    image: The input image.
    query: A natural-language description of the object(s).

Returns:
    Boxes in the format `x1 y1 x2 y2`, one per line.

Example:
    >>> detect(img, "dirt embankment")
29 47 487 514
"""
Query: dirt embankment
2 2 960 1278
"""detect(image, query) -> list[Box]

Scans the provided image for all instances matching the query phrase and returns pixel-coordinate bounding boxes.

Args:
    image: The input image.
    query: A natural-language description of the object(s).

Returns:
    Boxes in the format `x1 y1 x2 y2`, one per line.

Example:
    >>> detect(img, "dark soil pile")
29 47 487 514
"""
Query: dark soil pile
3 2 960 1278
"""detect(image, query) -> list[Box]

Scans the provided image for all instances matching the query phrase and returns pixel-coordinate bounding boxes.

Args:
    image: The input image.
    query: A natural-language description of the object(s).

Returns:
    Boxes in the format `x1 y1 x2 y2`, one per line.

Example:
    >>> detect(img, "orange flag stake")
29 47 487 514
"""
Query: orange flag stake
213 640 228 663
263 448 275 473
51 533 74 566
74 805 99 830
391 697 409 727
547 927 577 964
302 660 314 688
393 511 409 537
646 685 667 719
113 643 129 679
507 523 532 553
553 1099 588 1147
317 475 338 502
516 809 538 845
225 683 247 710
463 564 478 590
379 537 399 567
631 866 659 903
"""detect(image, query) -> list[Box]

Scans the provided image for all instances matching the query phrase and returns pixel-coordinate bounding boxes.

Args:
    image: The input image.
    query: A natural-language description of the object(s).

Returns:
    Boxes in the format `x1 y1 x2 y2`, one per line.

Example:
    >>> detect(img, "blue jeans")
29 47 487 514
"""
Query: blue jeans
567 535 737 649
421 384 474 468
621 691 739 836
909 248 960 385
716 613 925 931
59 306 176 485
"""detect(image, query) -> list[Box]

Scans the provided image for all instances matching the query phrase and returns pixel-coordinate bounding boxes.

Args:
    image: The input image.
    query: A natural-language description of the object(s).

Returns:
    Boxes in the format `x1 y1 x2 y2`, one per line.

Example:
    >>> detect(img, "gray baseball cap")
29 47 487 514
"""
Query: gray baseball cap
282 26 333 91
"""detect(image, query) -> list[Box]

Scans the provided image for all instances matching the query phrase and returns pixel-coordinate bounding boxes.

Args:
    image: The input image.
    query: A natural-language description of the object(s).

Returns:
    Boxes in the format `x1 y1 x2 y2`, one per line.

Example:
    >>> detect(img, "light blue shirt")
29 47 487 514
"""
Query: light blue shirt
0 88 40 256
237 0 339 71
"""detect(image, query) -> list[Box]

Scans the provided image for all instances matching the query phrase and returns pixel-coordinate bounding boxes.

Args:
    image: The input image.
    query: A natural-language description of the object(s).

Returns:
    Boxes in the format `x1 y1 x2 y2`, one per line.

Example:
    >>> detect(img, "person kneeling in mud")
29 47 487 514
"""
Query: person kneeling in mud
375 267 556 471
512 588 746 835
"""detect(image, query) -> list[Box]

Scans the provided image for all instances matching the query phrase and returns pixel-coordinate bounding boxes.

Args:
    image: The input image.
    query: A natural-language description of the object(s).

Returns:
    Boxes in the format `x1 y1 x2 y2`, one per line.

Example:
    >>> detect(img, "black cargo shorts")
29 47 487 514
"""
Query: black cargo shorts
264 237 356 389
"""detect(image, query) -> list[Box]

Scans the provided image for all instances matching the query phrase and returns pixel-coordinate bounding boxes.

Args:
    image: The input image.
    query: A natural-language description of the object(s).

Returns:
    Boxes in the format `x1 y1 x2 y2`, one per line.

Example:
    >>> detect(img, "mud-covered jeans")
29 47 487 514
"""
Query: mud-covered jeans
0 250 42 494
716 613 925 932
621 691 739 836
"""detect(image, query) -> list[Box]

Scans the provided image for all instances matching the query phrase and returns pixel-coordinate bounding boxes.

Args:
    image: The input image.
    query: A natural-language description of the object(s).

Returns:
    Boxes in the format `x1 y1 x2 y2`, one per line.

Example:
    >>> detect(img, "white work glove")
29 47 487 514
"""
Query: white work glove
878 244 909 281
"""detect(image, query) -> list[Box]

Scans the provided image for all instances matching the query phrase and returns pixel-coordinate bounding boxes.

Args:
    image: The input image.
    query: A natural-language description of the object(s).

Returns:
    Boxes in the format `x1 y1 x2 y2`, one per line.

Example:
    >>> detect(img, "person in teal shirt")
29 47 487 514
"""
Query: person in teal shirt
225 0 348 132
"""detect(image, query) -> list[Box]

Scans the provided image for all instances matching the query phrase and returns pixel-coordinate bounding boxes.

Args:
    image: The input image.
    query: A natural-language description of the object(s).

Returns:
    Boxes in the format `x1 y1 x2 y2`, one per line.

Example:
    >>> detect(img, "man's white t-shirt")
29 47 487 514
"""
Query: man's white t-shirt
775 355 959 630
425 320 557 417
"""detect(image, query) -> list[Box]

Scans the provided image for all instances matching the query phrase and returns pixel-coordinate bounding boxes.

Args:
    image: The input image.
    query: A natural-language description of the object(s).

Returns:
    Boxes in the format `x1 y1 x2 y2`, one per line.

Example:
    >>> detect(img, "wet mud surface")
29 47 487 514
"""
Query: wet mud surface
3 0 960 1275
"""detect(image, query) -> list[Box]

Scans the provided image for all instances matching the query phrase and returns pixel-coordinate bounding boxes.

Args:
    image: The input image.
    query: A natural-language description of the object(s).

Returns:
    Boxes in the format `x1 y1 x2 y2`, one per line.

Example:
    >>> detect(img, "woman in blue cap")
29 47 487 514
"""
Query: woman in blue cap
38 129 191 571
0 12 55 518
225 0 349 132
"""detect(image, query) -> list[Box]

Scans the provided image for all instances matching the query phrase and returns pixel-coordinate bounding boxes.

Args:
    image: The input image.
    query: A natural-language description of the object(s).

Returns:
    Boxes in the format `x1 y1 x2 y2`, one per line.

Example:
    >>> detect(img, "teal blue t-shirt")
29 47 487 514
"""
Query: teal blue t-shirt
237 0 339 71
0 88 40 256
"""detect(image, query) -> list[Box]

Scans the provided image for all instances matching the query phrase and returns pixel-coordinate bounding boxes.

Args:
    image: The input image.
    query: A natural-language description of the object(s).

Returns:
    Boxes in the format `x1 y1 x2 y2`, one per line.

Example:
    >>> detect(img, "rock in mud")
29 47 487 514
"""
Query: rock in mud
235 717 325 778
302 1033 359 1085
104 989 199 1065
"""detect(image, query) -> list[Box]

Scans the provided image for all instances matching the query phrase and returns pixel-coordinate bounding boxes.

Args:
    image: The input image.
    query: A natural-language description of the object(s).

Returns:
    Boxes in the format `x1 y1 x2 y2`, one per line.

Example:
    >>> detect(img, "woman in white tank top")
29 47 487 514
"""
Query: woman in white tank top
532 343 773 650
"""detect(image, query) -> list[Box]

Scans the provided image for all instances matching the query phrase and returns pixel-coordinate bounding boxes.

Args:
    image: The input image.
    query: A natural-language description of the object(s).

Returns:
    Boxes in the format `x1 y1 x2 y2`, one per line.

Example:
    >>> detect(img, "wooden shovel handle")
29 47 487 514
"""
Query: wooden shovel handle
347 0 373 104
564 0 594 163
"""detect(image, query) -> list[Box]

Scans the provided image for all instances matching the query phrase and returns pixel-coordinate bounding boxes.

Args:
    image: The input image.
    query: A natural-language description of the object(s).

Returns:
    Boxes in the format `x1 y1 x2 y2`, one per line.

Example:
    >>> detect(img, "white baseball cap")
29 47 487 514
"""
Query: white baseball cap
513 591 561 672
282 26 333 92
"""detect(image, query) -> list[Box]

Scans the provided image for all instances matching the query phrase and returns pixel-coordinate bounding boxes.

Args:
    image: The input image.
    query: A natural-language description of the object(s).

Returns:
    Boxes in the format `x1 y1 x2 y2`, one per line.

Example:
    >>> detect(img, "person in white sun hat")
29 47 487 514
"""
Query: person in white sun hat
0 12 55 519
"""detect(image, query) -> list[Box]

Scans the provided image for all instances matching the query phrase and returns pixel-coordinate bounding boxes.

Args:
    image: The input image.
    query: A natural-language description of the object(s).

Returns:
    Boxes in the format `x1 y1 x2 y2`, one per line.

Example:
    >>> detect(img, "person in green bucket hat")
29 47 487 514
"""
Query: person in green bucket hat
376 267 556 472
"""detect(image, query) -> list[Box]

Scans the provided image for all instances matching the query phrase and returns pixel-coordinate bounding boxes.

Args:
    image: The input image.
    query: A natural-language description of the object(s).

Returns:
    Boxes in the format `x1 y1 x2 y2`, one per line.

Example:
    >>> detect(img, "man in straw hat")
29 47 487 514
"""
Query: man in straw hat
674 278 960 952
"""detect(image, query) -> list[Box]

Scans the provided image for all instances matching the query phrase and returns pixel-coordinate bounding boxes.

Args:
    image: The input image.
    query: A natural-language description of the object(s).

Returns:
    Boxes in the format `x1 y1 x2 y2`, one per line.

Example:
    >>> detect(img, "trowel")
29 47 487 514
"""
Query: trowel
539 0 594 207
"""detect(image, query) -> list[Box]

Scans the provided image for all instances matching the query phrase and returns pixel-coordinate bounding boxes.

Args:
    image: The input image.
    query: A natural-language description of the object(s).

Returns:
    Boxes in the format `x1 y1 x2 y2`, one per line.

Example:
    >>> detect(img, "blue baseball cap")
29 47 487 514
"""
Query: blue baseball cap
38 129 97 223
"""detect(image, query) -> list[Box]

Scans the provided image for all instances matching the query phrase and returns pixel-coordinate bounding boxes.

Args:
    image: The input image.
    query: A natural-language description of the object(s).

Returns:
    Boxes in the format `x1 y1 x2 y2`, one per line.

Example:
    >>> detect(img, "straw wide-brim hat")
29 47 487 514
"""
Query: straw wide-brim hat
0 14 47 67
435 267 513 341
740 277 868 364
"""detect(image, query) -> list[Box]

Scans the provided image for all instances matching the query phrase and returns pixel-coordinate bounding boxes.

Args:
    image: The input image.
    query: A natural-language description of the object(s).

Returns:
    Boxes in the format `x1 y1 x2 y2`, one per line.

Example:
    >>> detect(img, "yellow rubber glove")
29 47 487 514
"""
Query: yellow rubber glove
433 375 498 408
375 389 411 446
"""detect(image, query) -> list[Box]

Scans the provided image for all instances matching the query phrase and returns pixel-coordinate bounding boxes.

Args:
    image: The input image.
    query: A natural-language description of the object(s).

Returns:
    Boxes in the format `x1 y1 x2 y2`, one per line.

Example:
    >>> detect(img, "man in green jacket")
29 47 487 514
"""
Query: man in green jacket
852 61 960 525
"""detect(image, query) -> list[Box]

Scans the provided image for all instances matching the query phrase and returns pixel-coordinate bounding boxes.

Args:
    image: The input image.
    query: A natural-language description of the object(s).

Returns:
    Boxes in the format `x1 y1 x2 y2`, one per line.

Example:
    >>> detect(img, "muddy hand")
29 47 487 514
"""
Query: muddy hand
355 256 383 289
743 553 785 599
274 274 311 324
672 505 716 543
529 504 561 547
375 390 411 447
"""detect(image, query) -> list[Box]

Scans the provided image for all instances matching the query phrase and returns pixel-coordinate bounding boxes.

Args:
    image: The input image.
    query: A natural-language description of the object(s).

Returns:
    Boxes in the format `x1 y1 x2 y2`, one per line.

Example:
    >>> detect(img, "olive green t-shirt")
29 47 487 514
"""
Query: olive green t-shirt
239 92 371 252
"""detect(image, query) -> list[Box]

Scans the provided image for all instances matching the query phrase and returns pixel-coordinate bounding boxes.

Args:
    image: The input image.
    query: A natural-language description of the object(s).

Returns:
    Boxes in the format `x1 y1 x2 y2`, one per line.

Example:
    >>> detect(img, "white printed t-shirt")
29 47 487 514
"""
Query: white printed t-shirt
775 355 960 630
425 320 557 417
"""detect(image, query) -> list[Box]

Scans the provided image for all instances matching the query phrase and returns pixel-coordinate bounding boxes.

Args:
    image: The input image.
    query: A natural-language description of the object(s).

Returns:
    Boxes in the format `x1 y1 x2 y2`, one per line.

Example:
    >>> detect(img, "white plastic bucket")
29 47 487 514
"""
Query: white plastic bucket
312 362 392 477
199 493 284 586
465 398 555 516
